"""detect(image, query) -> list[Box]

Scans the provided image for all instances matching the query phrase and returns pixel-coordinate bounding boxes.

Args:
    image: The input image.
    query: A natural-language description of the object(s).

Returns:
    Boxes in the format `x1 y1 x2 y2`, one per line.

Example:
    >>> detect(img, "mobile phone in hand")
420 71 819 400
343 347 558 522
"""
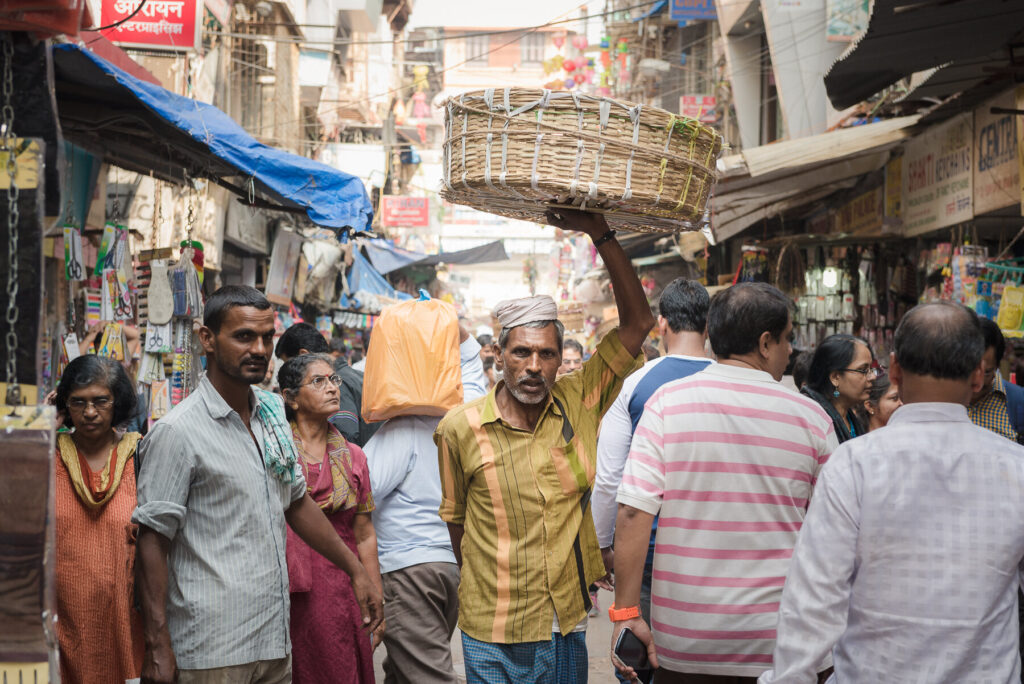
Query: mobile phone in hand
613 627 654 684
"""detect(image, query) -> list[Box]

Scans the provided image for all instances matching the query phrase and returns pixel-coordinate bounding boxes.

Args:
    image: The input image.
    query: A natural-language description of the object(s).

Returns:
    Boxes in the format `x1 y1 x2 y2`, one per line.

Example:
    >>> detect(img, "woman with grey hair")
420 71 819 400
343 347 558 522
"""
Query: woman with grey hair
279 353 382 684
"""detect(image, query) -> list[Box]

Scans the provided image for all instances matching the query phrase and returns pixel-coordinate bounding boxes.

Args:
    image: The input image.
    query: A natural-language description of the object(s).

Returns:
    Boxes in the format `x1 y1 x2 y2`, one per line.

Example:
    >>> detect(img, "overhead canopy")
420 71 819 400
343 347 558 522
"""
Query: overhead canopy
362 239 509 274
824 0 1024 110
712 116 918 242
633 0 666 22
741 116 918 177
51 42 373 231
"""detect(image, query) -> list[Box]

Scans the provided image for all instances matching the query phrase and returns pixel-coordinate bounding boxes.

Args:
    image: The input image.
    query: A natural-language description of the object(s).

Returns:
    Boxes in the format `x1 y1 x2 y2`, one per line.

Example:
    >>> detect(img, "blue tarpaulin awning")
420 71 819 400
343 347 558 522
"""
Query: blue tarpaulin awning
52 42 373 231
633 0 666 22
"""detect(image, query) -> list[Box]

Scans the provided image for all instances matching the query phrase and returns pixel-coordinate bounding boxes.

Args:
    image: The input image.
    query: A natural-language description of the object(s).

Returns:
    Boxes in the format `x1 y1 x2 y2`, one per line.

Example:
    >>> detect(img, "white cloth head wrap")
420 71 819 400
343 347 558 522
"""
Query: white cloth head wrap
492 295 559 330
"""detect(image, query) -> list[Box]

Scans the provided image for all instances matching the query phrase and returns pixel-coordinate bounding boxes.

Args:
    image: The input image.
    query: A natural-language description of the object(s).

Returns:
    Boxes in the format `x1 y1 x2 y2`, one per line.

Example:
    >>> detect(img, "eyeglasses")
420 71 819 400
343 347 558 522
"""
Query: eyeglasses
842 367 878 377
304 374 342 391
68 397 113 412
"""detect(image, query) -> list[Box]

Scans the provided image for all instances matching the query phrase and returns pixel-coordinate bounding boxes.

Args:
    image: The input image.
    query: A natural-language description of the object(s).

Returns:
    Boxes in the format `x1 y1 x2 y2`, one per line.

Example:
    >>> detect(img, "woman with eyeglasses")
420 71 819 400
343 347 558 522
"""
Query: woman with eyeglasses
278 353 382 684
52 354 144 682
801 334 876 443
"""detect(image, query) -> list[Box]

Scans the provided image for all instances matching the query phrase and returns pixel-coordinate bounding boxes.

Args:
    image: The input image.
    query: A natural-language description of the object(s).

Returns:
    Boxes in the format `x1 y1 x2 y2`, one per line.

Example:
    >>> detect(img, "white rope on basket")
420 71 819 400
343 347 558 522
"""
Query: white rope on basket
570 91 585 200
442 101 454 192
459 93 471 191
621 104 643 202
483 88 497 192
530 89 552 194
498 87 524 198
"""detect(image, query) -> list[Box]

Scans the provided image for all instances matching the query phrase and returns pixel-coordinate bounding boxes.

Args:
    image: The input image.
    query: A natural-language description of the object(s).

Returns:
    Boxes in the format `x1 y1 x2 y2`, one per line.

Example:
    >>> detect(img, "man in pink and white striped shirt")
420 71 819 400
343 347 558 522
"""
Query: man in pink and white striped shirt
610 282 837 684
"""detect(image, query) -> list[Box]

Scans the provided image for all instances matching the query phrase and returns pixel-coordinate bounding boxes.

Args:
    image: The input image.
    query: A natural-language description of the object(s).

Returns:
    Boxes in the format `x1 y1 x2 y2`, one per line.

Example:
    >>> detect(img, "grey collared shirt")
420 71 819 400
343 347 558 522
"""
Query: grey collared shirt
133 377 306 670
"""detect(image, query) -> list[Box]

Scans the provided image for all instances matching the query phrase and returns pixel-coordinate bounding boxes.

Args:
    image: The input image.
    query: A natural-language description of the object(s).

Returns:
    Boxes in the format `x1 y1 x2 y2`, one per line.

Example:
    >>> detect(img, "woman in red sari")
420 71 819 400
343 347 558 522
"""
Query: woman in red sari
280 353 383 684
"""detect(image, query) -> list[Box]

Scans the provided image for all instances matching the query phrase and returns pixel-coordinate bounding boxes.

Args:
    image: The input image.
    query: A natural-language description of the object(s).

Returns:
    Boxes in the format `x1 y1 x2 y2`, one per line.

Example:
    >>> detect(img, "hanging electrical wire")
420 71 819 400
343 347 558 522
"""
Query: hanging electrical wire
86 0 150 32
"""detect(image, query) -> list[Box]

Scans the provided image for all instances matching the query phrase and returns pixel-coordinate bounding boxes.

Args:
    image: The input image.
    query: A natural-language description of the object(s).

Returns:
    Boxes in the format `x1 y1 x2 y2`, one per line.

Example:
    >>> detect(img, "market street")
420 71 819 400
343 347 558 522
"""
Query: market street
5 0 1024 683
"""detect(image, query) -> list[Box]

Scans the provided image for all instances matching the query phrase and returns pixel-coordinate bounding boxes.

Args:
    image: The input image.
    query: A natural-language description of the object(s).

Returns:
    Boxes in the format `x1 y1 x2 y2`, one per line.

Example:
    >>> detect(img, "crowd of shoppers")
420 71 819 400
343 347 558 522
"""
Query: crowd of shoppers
45 211 1024 684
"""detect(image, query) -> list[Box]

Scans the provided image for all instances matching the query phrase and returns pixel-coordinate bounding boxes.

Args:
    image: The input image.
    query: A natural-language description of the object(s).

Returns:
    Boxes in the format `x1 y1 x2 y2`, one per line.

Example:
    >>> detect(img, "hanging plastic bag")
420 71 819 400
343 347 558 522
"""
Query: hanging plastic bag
996 284 1024 332
362 297 462 422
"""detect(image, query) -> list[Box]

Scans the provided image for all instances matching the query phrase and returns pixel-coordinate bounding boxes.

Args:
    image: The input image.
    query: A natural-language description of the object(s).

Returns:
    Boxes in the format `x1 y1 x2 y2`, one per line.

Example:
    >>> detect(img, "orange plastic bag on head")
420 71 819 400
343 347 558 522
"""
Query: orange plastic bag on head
361 298 463 422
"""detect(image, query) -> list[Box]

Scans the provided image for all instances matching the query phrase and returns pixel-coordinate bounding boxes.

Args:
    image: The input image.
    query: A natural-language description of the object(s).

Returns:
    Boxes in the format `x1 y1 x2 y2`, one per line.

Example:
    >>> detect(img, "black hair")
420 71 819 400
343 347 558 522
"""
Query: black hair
791 350 813 390
204 285 272 333
330 337 347 354
276 322 329 359
865 373 892 407
278 353 335 421
55 354 138 428
477 333 493 348
805 334 871 396
895 301 984 381
659 278 710 334
707 283 792 359
563 338 584 356
979 316 1006 361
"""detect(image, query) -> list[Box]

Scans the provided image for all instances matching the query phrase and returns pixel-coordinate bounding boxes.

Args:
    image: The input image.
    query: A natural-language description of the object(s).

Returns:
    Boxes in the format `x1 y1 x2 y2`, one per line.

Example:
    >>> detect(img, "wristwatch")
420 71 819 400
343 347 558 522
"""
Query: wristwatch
608 603 641 622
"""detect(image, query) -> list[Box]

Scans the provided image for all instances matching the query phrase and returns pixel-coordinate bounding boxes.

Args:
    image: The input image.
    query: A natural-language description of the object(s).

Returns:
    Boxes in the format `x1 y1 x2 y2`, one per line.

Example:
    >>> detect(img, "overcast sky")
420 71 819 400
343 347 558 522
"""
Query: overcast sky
408 0 597 30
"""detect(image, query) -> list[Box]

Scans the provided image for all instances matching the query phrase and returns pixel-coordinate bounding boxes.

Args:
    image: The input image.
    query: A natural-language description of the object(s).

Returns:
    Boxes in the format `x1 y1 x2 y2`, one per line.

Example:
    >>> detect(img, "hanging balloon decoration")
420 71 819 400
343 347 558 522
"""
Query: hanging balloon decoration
553 34 566 49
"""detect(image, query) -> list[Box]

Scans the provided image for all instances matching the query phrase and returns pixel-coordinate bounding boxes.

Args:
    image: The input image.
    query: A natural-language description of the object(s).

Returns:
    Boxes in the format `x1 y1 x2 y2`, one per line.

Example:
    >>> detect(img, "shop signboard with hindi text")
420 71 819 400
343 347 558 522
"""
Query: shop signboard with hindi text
99 0 202 52
381 196 430 227
901 113 973 237
670 0 717 22
679 95 716 124
973 90 1020 215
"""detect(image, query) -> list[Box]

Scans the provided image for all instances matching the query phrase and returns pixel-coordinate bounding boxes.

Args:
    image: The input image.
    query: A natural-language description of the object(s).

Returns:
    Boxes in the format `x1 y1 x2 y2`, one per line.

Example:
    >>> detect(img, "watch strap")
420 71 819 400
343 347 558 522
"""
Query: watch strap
593 228 617 248
608 603 641 622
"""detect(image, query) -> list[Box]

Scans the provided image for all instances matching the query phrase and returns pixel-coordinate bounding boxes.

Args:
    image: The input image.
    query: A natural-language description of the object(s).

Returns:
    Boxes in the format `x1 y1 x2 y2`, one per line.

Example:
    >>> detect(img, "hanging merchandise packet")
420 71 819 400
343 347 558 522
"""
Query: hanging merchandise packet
94 222 119 277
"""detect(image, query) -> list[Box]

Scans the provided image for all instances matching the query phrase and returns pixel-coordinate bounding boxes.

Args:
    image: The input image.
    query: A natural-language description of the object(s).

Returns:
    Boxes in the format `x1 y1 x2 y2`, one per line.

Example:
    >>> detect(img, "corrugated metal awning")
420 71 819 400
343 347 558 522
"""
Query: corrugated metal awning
824 0 1024 110
711 116 918 242
741 116 918 177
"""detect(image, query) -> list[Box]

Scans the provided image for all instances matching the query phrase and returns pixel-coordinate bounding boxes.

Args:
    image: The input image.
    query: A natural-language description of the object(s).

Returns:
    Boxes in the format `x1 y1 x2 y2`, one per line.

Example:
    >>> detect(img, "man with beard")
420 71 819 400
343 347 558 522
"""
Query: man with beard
435 210 654 683
133 286 382 684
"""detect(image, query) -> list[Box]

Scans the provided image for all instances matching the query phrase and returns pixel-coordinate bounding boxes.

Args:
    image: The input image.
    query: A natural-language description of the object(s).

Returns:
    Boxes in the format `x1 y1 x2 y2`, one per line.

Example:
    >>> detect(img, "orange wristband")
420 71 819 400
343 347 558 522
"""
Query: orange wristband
608 603 640 622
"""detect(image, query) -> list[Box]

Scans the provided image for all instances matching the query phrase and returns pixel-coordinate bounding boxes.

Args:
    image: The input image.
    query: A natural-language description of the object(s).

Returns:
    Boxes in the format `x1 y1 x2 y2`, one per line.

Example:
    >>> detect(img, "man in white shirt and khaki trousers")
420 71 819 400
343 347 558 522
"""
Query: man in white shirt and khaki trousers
761 300 1024 684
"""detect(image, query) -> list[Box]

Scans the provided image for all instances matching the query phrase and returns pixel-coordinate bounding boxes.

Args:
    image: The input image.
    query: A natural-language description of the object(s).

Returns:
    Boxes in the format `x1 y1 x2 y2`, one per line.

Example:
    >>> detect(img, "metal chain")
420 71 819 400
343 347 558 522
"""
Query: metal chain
186 189 195 244
2 34 20 404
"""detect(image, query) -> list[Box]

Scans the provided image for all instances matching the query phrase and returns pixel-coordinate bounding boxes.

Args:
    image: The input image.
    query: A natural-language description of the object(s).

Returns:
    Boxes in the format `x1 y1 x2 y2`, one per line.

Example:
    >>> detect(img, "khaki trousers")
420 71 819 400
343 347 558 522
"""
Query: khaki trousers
176 655 291 684
381 561 461 684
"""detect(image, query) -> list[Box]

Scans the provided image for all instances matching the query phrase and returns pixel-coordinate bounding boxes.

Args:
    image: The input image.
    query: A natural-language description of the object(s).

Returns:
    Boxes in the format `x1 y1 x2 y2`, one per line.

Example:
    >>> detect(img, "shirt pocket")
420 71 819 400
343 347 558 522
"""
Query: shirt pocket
549 435 595 496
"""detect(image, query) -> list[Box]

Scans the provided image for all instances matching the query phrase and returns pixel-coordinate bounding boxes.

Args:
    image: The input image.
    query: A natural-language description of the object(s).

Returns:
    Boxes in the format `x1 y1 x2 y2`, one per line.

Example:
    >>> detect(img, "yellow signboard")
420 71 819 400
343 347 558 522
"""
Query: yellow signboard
0 139 41 190
835 187 883 235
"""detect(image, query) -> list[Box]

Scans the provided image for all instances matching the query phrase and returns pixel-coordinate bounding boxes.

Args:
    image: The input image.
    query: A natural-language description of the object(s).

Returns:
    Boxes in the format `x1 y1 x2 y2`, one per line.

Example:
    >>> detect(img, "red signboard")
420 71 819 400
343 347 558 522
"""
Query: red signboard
99 0 201 52
382 196 430 227
679 95 716 124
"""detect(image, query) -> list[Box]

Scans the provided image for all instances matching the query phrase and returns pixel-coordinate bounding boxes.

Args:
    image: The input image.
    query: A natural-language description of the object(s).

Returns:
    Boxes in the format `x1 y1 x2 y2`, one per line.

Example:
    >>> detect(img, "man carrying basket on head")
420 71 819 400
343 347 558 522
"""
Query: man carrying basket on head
435 209 655 683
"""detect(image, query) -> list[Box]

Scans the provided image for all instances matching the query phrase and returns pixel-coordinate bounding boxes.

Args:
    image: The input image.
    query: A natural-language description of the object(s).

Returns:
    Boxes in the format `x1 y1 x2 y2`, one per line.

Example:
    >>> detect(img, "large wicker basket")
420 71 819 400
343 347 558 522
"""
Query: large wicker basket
441 88 723 234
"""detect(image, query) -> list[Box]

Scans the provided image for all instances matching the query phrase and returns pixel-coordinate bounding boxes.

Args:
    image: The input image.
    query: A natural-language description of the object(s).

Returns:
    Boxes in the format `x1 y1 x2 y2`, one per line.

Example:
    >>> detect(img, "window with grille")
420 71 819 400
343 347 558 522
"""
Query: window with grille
465 34 490 65
521 33 546 65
